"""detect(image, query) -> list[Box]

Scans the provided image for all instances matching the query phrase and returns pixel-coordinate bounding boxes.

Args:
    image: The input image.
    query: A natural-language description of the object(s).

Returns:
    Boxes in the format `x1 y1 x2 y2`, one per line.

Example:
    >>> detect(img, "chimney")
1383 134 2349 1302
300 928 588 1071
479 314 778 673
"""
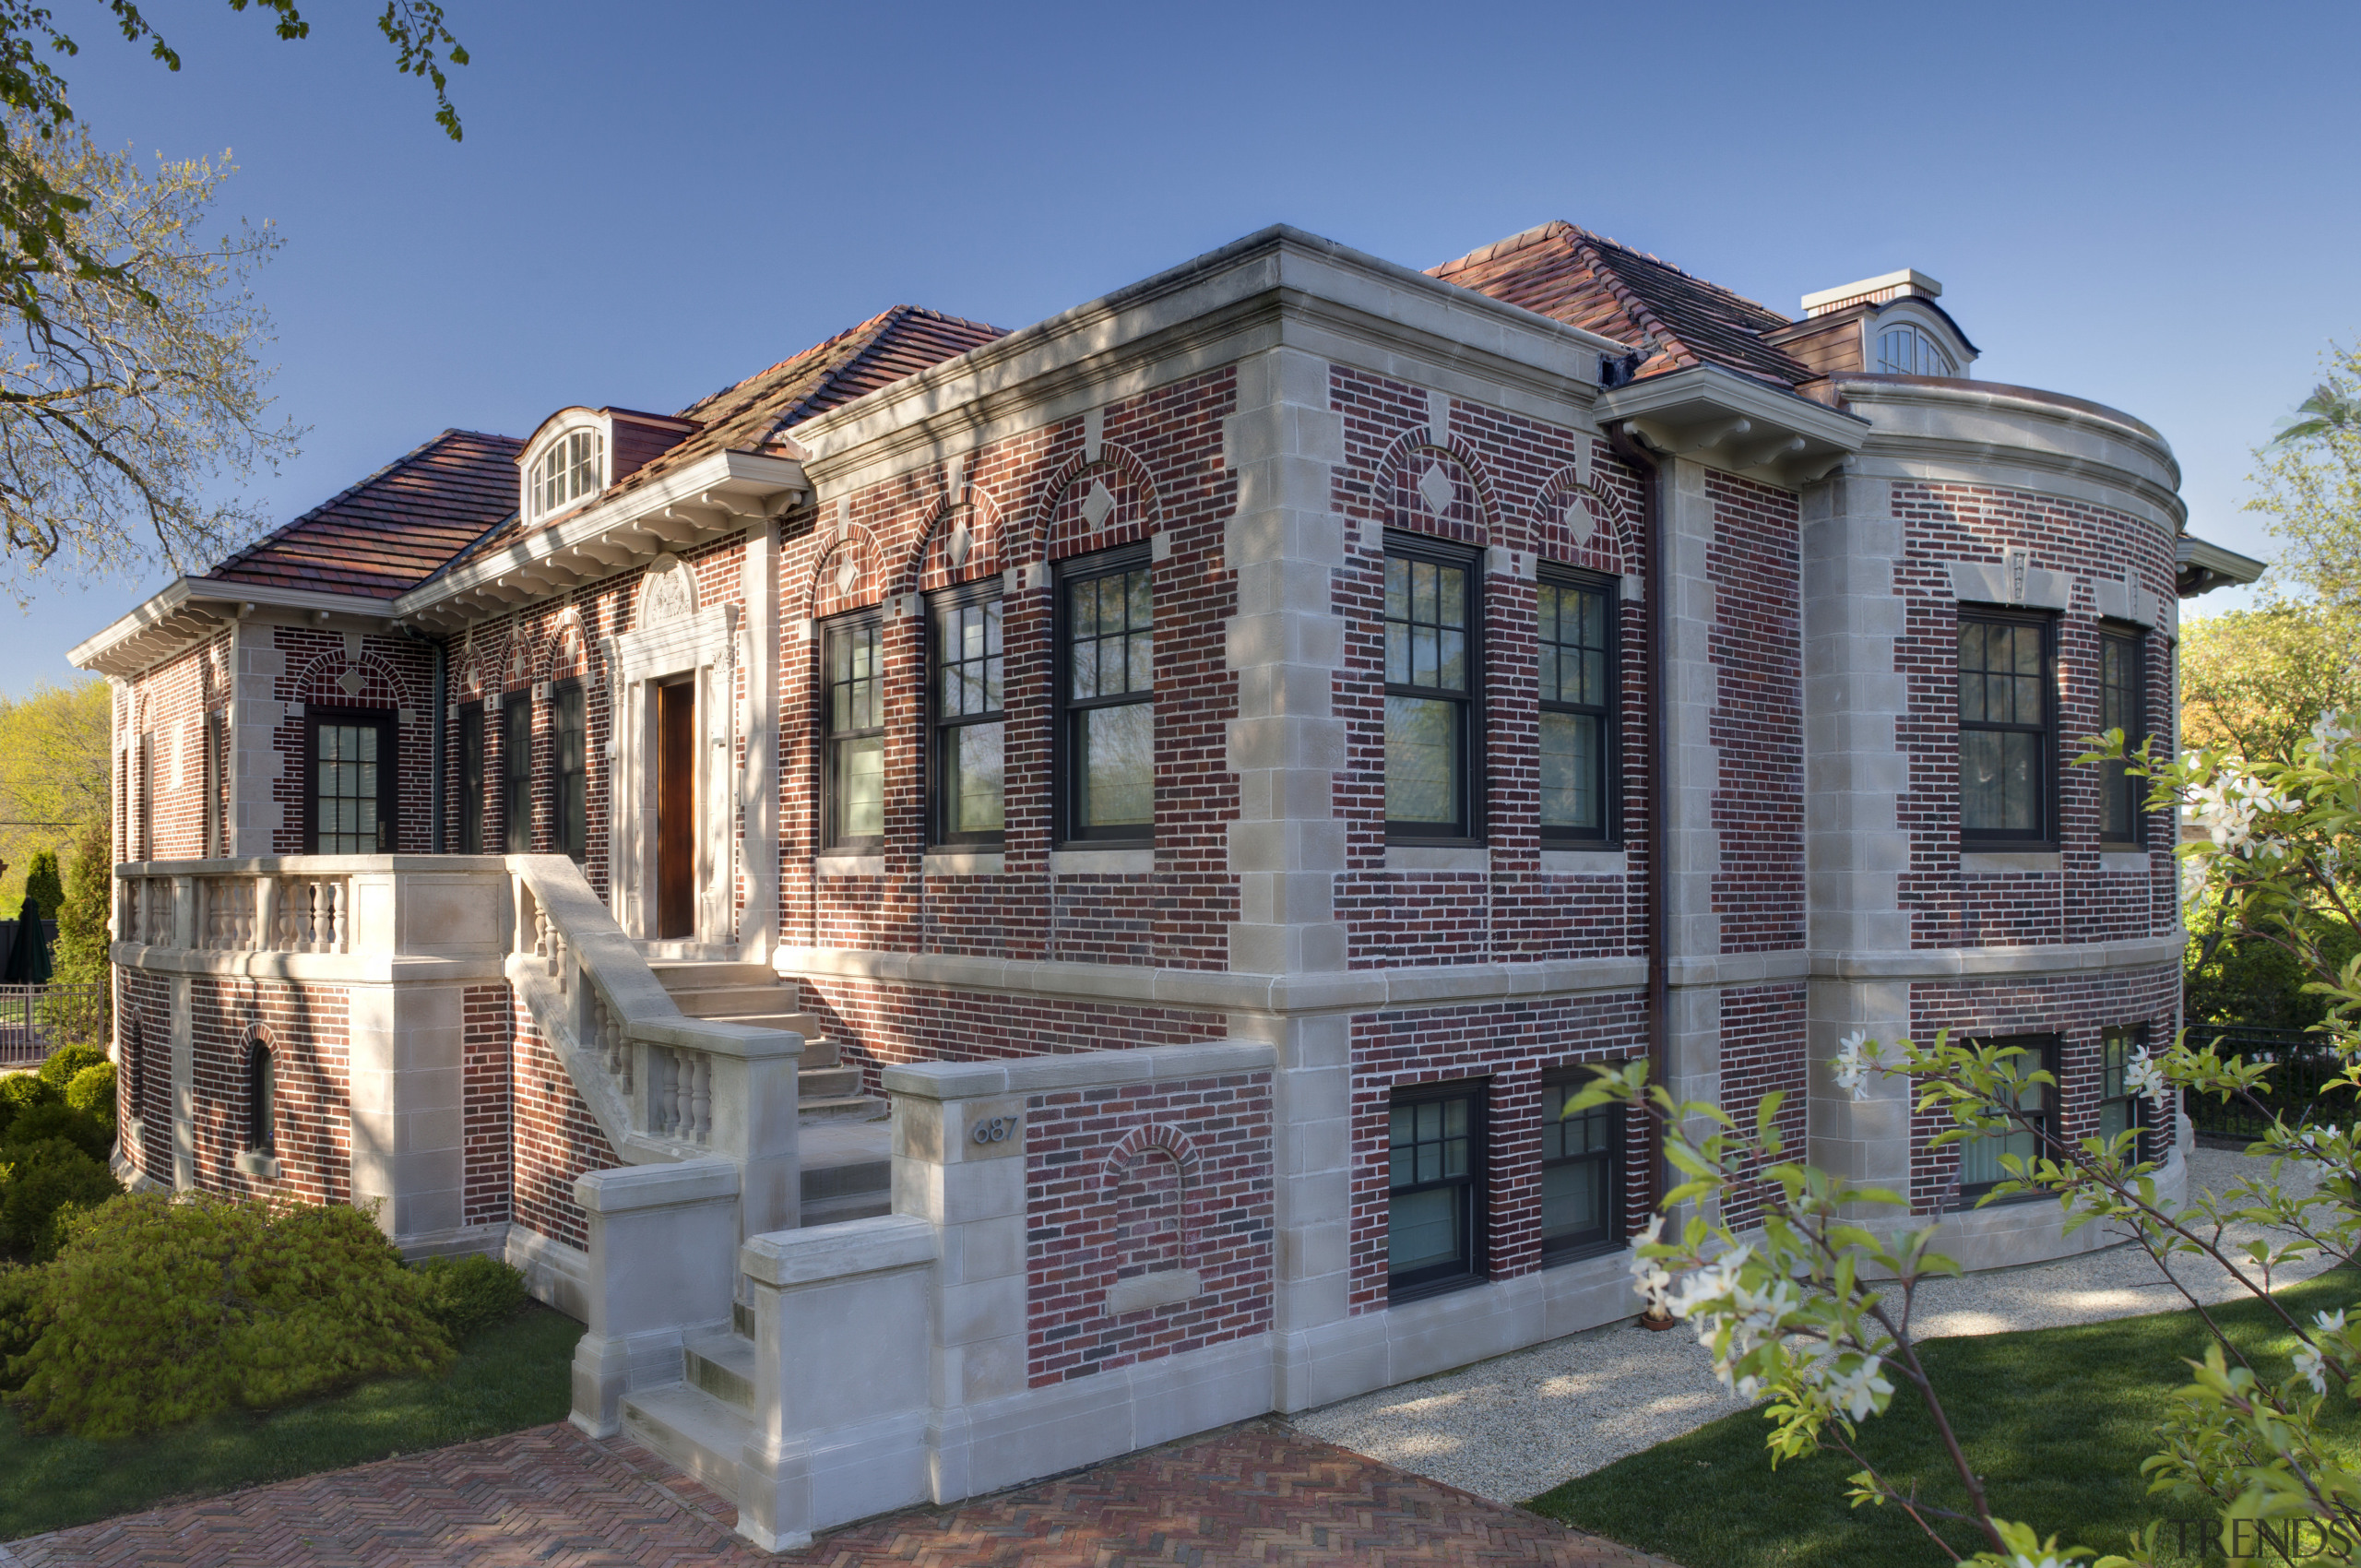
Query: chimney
1800 267 1941 319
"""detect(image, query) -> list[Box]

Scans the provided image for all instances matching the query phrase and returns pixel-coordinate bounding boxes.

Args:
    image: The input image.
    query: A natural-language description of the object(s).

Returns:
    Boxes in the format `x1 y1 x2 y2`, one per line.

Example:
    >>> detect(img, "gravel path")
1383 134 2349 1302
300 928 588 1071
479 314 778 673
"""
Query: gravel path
1292 1147 2343 1506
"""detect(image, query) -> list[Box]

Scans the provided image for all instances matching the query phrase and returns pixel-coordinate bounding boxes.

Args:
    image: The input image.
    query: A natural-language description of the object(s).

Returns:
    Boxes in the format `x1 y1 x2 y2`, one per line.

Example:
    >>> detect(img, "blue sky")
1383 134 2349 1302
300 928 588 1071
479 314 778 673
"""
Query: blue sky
15 0 2356 693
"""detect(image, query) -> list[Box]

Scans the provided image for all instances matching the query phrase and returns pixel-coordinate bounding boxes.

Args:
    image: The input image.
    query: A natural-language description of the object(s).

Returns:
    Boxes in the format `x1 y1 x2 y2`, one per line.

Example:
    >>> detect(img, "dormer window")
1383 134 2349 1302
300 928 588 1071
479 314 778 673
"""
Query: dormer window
528 427 606 520
1876 324 1956 377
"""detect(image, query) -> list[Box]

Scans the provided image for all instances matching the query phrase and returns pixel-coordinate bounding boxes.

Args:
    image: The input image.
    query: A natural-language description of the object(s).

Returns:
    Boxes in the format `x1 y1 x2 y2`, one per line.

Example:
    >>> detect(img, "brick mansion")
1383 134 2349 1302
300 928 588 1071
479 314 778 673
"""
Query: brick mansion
72 220 2260 1547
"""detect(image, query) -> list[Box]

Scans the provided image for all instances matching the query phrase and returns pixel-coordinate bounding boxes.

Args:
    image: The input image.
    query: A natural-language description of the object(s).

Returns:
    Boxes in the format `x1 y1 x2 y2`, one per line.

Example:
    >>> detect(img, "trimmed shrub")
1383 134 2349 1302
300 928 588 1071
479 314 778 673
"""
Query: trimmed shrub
0 1137 119 1259
0 1073 57 1134
413 1253 529 1342
6 1192 454 1438
36 1042 105 1090
62 1062 113 1121
5 1099 112 1161
0 1260 40 1390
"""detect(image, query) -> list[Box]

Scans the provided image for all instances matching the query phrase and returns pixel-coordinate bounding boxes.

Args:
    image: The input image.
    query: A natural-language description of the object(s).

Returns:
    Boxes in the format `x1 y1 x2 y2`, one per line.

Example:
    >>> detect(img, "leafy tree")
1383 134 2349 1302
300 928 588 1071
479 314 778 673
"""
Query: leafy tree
0 3 469 591
18 844 55 915
0 677 106 910
2247 342 2361 609
2180 603 2361 765
1572 719 2361 1565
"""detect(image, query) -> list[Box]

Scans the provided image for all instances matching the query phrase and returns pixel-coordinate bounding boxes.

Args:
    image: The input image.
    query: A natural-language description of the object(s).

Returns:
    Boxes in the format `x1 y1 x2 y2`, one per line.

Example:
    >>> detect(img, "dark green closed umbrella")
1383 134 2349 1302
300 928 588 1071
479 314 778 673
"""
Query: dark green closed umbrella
4 895 52 985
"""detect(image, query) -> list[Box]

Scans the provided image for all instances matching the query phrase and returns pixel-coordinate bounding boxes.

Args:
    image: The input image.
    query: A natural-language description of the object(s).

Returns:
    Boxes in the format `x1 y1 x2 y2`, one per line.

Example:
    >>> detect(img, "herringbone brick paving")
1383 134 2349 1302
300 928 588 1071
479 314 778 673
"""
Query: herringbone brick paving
0 1419 1673 1567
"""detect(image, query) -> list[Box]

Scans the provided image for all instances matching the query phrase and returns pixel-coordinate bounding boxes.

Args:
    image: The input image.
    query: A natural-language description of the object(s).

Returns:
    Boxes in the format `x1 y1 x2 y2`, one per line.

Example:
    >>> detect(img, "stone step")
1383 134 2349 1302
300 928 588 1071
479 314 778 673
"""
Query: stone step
799 1063 862 1099
683 1331 756 1414
618 1382 746 1503
668 984 799 1018
799 1093 891 1125
799 1122 891 1227
649 960 777 990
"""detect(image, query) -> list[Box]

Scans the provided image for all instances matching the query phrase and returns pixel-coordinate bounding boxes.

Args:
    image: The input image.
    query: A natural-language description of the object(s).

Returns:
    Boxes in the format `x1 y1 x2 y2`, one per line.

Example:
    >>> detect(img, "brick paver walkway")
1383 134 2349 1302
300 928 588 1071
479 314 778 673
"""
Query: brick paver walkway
0 1419 1671 1567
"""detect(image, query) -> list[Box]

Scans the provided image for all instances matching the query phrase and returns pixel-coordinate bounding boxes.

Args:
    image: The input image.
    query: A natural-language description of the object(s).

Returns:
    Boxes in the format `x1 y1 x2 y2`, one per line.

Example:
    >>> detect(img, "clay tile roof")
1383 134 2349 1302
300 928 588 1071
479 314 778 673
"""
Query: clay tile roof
446 305 1006 569
204 428 523 598
1430 220 1812 388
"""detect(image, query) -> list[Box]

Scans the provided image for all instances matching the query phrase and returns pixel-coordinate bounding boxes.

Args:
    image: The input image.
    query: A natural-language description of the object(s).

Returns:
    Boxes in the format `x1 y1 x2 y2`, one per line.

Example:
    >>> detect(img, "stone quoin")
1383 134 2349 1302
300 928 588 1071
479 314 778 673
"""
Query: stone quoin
72 220 2262 1548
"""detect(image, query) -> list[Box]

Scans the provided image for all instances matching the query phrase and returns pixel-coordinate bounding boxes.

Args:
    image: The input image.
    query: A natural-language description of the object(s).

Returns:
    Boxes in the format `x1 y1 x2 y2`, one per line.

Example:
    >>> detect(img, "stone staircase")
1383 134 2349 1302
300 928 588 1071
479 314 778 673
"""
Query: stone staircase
649 961 884 1123
620 1302 761 1502
621 967 894 1493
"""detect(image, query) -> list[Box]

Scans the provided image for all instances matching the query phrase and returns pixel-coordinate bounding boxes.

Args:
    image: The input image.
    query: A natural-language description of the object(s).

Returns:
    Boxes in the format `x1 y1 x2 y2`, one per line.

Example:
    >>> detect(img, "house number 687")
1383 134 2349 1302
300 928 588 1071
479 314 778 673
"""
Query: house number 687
971 1116 1018 1145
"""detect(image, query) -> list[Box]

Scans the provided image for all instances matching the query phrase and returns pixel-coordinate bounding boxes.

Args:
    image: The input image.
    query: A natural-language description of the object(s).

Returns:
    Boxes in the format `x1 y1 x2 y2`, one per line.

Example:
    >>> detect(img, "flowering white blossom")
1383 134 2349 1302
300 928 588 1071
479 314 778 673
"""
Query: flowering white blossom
2296 1339 2329 1396
1824 1355 1893 1421
1668 1244 1751 1321
1628 1215 1671 1313
2124 1047 2167 1110
1833 1030 1889 1102
2312 709 2356 761
2010 1555 2071 1568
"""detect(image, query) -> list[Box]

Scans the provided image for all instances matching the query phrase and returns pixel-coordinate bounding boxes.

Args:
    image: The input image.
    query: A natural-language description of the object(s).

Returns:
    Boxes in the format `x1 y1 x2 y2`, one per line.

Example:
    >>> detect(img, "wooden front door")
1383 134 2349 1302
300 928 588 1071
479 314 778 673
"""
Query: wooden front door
656 679 695 939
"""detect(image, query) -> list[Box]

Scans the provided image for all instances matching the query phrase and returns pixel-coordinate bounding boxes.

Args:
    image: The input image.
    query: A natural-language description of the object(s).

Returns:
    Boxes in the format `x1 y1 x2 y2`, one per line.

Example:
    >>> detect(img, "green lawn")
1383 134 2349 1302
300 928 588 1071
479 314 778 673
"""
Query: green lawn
1528 1271 2361 1568
0 1302 581 1540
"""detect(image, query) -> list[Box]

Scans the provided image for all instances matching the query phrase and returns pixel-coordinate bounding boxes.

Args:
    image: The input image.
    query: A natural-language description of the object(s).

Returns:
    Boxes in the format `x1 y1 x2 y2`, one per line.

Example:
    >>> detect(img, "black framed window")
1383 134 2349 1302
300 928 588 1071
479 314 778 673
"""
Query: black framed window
1385 536 1481 842
1538 571 1617 844
553 682 587 862
1057 546 1154 844
246 1041 275 1156
1958 610 2056 848
1388 1078 1487 1297
503 696 533 854
457 704 485 854
2098 1026 2149 1154
931 590 1004 847
823 616 886 849
1540 1075 1624 1260
1956 1035 2058 1203
2099 627 2145 847
307 709 394 855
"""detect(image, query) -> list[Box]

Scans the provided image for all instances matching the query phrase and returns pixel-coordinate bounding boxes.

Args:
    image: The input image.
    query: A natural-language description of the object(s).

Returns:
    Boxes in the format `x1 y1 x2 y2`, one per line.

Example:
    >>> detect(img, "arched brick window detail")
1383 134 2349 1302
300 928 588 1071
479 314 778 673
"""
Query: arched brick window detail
244 1028 276 1156
1100 1124 1201 1282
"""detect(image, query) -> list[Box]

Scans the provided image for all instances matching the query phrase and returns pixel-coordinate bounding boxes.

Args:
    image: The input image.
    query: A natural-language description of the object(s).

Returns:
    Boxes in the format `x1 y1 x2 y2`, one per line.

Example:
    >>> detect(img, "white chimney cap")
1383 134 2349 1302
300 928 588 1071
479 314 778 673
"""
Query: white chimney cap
1801 268 1943 318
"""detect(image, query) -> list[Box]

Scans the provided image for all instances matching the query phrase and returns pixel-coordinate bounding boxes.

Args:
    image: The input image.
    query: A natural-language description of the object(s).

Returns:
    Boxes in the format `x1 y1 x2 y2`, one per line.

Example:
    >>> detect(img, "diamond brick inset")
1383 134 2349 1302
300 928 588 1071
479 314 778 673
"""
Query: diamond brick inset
1081 478 1115 532
946 518 972 566
337 666 362 696
1565 495 1596 545
1418 461 1455 517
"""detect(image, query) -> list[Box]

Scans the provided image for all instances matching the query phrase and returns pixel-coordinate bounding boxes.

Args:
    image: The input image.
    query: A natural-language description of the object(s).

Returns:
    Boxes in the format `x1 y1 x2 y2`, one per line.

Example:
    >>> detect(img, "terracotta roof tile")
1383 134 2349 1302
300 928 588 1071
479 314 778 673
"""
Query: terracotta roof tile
203 429 522 599
445 305 1005 571
1430 221 1812 387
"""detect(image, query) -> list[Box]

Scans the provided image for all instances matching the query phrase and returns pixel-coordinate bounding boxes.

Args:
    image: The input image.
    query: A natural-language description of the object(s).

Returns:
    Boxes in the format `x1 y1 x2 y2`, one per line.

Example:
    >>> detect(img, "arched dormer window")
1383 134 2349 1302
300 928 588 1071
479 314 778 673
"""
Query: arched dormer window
246 1039 276 1156
528 426 607 521
1875 324 1956 377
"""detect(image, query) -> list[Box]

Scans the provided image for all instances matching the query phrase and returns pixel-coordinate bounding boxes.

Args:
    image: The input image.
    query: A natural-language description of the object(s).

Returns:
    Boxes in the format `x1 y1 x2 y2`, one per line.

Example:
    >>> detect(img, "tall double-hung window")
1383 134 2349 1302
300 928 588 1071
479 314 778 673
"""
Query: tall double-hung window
1385 536 1481 841
308 710 393 855
1057 546 1154 843
2098 626 2146 847
457 704 485 853
1958 610 2056 848
931 590 1004 846
1540 1073 1623 1259
1955 1035 2057 1203
503 696 533 853
2098 1026 2150 1153
823 618 886 849
1388 1077 1487 1297
1538 571 1616 843
553 682 587 862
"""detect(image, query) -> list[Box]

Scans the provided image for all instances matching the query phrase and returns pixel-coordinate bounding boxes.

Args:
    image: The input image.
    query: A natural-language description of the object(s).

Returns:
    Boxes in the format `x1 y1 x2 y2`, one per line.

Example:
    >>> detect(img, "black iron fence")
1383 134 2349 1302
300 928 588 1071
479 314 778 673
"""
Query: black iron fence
0 981 107 1067
2183 1025 2360 1142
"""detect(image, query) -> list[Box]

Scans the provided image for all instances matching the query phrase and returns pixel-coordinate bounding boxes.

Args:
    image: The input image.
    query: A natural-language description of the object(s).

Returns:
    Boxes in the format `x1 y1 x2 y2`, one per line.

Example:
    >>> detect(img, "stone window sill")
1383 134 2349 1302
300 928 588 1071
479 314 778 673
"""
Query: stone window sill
922 849 1006 878
1048 848 1153 876
1538 848 1627 878
814 853 886 878
235 1149 279 1181
1386 845 1489 873
2099 850 2152 873
1960 850 2062 875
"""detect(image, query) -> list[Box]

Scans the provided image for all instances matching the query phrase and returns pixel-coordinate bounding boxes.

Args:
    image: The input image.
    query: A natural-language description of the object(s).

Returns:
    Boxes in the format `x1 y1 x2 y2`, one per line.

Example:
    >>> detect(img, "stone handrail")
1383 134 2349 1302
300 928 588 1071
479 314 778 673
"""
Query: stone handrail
505 855 801 1232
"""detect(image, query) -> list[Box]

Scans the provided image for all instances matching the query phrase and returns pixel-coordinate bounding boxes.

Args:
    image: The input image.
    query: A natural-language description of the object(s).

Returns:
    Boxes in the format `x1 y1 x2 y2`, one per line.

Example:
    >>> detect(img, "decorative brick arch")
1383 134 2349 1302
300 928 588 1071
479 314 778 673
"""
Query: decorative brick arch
1023 441 1162 566
795 507 886 623
1371 429 1499 547
902 471 1009 593
1532 445 1639 577
289 647 413 711
533 605 599 690
1100 1122 1200 1280
454 625 511 698
1098 1122 1202 1192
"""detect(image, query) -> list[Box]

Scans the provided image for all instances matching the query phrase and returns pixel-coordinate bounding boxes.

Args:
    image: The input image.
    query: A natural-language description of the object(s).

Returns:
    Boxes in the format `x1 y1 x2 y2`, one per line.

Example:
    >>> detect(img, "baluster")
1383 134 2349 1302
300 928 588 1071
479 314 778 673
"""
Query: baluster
691 1053 711 1143
291 881 313 950
674 1048 695 1139
329 880 348 953
533 905 551 961
658 1050 680 1136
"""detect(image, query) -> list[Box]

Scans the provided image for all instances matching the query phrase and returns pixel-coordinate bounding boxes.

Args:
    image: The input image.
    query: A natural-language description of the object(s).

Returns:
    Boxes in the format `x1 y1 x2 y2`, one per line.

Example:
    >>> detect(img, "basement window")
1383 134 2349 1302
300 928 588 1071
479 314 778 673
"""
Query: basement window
1388 1078 1488 1299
